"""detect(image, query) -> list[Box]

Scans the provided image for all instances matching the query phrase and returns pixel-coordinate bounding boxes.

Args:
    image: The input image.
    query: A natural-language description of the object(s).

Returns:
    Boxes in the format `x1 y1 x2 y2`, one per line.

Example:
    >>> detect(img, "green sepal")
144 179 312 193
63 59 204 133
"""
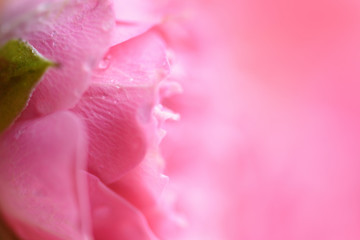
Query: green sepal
0 39 54 133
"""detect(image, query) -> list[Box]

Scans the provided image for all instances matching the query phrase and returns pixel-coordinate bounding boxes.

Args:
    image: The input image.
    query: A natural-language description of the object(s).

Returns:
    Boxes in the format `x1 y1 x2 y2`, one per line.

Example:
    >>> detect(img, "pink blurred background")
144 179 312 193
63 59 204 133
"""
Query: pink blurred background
161 0 360 239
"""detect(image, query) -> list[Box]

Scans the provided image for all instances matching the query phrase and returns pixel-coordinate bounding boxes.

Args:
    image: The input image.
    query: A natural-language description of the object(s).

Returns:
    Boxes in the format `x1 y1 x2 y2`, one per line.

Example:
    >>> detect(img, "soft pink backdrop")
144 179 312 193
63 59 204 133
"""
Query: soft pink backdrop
161 0 360 239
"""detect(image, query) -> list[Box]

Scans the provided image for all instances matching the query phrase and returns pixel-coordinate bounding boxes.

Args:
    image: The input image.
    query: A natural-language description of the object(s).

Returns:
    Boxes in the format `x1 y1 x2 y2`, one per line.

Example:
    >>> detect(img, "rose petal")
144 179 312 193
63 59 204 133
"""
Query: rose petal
86 172 158 240
110 0 169 46
72 84 151 184
110 22 153 47
72 31 170 184
145 194 187 240
108 155 187 240
112 0 167 24
0 111 89 240
94 31 170 86
109 153 168 210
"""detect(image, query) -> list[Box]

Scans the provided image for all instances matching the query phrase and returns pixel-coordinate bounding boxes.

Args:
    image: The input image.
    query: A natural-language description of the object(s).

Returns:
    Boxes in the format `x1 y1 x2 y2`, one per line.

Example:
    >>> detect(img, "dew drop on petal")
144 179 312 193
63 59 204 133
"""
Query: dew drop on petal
98 56 111 70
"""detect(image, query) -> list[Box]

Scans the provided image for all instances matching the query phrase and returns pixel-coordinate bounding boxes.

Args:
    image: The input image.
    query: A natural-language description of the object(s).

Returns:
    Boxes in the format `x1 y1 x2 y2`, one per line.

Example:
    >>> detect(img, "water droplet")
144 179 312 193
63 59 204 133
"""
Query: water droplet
98 56 111 70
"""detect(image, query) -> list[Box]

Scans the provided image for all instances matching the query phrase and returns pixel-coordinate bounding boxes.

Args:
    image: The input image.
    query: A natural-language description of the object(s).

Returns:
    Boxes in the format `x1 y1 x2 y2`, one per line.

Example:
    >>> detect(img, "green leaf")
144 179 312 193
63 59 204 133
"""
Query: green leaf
0 39 54 133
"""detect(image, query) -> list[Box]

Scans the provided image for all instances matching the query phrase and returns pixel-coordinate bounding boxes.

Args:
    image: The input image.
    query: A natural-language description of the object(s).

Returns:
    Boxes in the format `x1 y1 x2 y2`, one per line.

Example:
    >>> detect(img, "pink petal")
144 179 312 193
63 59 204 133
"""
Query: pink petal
109 157 186 240
86 172 158 240
110 0 170 46
72 85 150 184
94 31 170 86
112 0 167 24
1 0 115 117
0 111 89 240
110 22 154 47
72 31 170 184
145 195 187 240
108 154 168 210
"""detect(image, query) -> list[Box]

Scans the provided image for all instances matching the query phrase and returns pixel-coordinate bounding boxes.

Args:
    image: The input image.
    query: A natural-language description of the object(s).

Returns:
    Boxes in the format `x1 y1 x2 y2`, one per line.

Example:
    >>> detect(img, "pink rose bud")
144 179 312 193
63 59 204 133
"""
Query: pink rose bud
1 0 360 240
